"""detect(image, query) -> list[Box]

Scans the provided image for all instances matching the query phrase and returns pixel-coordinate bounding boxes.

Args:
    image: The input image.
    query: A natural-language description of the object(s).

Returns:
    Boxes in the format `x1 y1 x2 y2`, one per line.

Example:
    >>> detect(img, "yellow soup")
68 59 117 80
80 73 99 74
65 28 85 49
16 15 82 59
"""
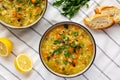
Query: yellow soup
0 0 46 27
41 24 94 75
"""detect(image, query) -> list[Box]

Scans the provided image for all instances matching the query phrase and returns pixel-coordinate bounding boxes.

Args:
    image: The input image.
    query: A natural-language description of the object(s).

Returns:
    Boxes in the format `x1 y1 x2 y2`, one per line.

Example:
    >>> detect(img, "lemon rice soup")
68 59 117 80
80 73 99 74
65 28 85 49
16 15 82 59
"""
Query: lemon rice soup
0 0 46 27
40 23 95 76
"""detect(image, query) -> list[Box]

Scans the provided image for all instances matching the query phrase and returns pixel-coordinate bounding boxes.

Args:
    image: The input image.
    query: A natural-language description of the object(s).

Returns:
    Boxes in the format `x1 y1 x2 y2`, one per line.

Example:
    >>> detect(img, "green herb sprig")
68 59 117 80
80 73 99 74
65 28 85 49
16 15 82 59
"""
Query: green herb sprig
53 0 90 19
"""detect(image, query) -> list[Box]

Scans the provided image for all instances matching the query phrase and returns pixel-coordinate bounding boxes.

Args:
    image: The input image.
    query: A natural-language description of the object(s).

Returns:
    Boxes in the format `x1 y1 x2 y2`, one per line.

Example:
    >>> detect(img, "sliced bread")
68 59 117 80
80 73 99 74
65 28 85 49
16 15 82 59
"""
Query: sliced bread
94 6 120 23
84 14 114 30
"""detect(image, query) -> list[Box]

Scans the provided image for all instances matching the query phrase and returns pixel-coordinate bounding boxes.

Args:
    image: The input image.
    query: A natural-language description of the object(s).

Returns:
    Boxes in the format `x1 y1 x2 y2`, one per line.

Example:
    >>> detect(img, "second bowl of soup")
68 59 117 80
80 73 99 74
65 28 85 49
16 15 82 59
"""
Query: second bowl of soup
0 0 47 28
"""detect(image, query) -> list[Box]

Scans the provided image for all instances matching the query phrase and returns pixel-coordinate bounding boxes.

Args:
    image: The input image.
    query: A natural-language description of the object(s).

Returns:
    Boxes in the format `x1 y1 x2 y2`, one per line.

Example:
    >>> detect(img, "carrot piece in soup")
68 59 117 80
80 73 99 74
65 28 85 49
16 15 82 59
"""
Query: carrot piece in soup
76 49 79 54
53 54 58 59
82 61 87 65
68 47 74 53
63 57 67 60
16 13 22 19
0 0 2 2
75 26 80 30
42 1 46 5
36 6 40 14
56 26 63 32
42 52 47 58
55 33 62 39
12 11 17 17
31 0 36 3
18 3 23 6
77 39 81 44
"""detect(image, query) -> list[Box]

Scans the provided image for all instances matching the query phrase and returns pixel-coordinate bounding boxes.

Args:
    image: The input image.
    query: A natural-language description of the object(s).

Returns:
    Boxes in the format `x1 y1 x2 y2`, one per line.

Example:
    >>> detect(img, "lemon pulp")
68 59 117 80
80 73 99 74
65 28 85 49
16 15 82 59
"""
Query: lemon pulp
14 54 33 72
0 38 13 56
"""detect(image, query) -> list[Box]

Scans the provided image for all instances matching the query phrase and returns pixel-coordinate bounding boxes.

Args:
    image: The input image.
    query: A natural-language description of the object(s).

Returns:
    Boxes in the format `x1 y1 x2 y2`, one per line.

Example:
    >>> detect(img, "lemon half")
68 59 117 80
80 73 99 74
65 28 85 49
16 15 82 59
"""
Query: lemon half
14 54 33 73
0 38 13 57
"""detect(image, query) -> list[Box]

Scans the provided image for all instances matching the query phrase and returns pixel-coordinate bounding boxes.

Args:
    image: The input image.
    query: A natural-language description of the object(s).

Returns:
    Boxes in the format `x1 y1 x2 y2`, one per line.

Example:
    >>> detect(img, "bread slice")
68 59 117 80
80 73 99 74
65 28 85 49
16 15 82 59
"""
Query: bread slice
84 14 114 30
94 6 120 23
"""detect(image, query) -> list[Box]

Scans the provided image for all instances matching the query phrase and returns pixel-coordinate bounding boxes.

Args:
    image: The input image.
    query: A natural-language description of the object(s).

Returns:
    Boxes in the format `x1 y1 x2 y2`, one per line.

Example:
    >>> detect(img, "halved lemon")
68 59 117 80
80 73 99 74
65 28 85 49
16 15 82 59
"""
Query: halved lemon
0 38 13 57
14 53 33 73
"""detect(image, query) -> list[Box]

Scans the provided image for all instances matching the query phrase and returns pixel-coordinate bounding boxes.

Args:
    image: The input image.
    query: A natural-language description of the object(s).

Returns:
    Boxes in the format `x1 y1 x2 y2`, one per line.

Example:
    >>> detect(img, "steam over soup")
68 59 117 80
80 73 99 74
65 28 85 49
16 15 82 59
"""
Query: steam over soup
0 0 46 27
40 23 95 76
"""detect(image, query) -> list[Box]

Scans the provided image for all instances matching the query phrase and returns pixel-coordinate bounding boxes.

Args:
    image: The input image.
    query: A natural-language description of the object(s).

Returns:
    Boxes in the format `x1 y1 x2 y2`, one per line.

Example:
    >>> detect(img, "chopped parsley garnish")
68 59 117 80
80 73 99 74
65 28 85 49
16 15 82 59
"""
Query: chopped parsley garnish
73 32 78 37
53 0 90 19
64 50 71 58
53 40 62 44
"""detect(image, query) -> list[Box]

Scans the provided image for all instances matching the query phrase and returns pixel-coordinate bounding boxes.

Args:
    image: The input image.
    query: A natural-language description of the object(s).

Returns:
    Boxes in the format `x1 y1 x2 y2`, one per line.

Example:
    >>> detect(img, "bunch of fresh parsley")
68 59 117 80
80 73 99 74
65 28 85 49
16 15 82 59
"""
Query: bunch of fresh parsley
53 0 90 19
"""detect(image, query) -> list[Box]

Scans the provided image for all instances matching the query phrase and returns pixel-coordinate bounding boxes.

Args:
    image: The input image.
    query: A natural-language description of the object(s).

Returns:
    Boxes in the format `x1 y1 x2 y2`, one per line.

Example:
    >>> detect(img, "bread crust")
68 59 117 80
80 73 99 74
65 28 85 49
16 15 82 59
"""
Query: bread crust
100 6 118 10
84 14 114 30
94 7 101 14
94 6 120 23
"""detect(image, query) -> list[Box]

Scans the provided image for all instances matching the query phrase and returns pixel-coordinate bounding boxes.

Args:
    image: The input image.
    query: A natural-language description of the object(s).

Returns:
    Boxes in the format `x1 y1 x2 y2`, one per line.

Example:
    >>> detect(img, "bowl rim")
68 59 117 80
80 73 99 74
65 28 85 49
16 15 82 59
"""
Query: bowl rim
0 0 48 29
39 21 96 78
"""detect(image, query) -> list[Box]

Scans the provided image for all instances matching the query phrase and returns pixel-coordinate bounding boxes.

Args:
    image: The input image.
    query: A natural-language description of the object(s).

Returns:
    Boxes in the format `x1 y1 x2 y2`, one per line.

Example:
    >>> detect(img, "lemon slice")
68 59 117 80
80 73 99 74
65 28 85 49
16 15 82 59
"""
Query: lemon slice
0 38 13 57
14 53 33 72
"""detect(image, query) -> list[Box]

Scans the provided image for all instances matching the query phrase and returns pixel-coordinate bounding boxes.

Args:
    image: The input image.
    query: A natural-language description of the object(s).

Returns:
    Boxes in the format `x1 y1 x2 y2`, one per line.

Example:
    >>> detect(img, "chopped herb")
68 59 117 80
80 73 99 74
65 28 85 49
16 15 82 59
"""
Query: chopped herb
64 37 69 42
53 47 62 54
73 32 78 37
70 41 76 48
76 43 84 49
53 0 90 19
63 60 68 65
55 58 60 64
86 3 89 8
62 34 69 43
70 55 76 59
16 0 22 2
30 13 32 17
62 34 66 39
64 50 71 58
33 0 41 6
27 0 32 5
53 0 64 7
63 45 70 49
17 7 22 12
53 40 62 44
53 45 70 54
